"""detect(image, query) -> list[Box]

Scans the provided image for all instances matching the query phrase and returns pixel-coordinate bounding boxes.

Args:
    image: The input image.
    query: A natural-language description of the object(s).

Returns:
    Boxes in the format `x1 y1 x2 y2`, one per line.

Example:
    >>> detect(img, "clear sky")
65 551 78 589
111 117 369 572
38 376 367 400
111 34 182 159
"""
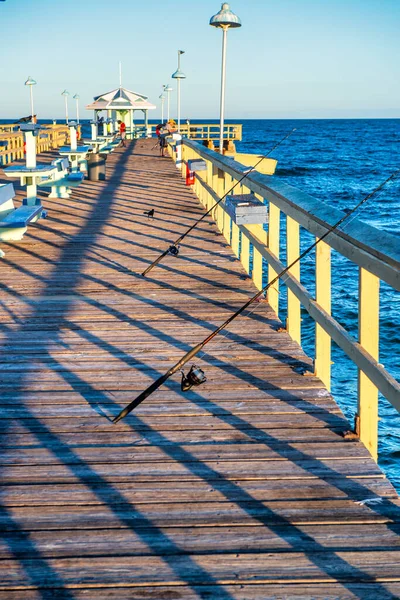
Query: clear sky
0 0 399 120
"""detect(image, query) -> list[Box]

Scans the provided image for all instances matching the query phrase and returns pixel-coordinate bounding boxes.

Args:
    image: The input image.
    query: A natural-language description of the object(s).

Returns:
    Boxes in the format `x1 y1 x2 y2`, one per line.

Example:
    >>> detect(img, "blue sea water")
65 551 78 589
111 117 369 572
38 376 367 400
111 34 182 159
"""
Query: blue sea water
3 117 400 489
234 118 400 490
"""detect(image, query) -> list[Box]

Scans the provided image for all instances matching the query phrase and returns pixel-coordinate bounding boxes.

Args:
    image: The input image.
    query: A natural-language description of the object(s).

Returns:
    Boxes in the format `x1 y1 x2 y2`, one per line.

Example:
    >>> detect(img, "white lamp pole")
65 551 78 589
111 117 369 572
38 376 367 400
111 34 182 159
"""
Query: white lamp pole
159 93 165 123
24 76 37 122
172 50 186 133
210 3 241 154
164 84 173 122
61 90 69 124
73 93 80 124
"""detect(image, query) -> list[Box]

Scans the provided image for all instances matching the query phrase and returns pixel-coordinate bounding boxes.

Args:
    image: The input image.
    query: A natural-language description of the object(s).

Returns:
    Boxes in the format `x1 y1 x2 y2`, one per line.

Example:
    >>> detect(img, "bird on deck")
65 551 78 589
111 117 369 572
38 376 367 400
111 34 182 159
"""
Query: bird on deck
144 209 155 219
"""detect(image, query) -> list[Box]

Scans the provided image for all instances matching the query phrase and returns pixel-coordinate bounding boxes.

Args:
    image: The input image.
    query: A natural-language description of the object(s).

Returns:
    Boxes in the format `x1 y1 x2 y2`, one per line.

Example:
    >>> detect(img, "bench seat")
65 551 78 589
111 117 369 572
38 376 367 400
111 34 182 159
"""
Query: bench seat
67 172 84 182
0 205 42 229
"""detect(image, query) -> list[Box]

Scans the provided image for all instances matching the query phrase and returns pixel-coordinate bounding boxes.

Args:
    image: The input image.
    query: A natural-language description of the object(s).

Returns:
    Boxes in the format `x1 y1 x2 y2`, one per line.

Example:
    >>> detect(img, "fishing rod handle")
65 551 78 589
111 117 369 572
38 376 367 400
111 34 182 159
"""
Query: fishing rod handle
113 372 171 423
113 343 204 423
141 248 170 277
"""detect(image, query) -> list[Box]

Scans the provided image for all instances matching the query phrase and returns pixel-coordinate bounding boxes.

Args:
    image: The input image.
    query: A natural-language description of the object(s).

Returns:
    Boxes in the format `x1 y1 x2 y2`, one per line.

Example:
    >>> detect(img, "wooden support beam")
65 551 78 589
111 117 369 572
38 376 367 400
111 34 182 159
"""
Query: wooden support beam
357 267 380 461
286 216 301 345
315 239 331 390
268 202 280 314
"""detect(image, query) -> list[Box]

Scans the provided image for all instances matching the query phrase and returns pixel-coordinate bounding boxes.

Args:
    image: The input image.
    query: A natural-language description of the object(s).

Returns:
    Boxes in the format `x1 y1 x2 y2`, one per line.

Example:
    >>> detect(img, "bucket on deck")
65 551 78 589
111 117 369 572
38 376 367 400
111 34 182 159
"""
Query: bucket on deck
87 153 106 181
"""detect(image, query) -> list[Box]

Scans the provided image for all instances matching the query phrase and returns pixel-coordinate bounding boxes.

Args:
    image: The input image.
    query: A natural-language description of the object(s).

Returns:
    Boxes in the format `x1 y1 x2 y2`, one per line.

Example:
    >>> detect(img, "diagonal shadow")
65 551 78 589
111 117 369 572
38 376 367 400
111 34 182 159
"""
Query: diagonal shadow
0 140 398 597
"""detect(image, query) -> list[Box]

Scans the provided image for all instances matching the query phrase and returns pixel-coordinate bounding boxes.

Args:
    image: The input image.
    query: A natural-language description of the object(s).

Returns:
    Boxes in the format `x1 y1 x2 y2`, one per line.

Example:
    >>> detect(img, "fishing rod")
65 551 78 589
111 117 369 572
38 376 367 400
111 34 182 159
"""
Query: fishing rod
113 168 399 424
141 128 297 277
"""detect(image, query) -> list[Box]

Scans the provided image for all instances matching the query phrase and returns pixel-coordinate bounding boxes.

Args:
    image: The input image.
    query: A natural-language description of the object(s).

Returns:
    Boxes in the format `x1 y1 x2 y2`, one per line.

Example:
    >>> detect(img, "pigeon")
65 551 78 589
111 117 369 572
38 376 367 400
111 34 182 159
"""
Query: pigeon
144 209 155 219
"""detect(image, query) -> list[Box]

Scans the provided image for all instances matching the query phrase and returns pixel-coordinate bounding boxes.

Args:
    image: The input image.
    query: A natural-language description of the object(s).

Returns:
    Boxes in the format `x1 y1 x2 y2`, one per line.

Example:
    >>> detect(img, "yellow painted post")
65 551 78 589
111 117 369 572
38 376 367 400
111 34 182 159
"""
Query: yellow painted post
206 160 213 210
215 168 225 233
221 172 232 243
268 203 280 315
315 240 331 389
357 268 380 461
231 221 240 257
181 144 187 178
241 232 250 274
247 224 267 291
286 216 301 345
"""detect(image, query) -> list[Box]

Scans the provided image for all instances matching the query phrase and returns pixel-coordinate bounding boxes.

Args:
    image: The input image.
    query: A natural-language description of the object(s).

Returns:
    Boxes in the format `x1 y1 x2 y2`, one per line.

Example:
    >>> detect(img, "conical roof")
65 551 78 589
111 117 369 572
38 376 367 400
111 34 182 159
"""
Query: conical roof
86 87 156 110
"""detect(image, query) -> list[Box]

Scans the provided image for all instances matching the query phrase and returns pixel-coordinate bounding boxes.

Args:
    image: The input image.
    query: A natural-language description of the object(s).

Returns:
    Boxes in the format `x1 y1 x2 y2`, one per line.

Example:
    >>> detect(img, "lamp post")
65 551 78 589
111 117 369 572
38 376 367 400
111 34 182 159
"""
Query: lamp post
24 76 37 122
61 89 69 124
210 3 241 154
163 84 173 122
171 50 186 133
159 93 165 123
73 93 80 124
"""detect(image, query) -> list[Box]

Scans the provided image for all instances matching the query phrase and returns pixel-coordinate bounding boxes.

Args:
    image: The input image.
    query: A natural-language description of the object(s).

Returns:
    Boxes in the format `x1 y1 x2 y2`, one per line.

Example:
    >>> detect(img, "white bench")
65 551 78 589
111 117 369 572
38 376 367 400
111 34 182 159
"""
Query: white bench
0 183 44 257
38 157 84 198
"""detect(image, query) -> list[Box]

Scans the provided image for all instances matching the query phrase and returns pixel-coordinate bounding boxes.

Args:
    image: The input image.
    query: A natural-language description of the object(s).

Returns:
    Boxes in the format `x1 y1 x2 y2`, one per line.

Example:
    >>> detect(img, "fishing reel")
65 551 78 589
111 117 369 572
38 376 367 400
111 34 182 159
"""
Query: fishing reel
181 365 207 392
168 244 180 257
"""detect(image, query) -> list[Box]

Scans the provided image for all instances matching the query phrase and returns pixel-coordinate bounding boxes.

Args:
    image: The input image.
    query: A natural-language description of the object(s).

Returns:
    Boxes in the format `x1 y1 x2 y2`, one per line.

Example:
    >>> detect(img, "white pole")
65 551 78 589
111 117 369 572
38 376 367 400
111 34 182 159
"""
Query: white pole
65 96 69 124
177 78 181 133
161 99 164 123
167 90 170 122
29 86 34 122
219 26 228 154
76 99 80 124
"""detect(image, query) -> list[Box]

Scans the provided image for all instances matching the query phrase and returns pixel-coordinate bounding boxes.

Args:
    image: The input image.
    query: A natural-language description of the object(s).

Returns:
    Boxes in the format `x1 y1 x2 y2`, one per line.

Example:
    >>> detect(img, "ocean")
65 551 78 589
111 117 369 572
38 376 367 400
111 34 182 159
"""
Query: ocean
3 117 400 489
232 118 400 488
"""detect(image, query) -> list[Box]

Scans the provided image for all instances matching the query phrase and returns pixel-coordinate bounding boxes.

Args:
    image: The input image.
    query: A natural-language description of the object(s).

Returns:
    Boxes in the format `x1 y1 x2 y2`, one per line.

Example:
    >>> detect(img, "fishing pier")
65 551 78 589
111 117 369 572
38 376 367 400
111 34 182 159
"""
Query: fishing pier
0 134 400 599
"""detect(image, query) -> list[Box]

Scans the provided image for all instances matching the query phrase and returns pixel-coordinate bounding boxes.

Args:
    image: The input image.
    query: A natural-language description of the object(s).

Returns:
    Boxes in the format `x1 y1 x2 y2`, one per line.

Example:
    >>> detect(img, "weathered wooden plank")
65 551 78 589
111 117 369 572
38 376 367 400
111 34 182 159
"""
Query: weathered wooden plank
0 441 371 466
1 523 400 559
0 457 384 485
1 583 400 600
0 477 395 507
1 551 400 587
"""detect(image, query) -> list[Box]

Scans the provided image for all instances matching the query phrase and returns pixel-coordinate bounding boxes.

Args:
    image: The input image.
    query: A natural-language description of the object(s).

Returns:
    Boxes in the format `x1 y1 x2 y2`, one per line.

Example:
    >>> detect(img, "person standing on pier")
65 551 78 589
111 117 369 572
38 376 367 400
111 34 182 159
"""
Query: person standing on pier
118 120 126 147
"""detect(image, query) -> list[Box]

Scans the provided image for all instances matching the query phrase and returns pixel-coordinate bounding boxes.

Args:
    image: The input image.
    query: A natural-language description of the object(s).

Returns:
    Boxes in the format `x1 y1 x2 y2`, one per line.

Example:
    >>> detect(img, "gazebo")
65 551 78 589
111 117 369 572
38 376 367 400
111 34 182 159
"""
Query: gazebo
85 86 156 138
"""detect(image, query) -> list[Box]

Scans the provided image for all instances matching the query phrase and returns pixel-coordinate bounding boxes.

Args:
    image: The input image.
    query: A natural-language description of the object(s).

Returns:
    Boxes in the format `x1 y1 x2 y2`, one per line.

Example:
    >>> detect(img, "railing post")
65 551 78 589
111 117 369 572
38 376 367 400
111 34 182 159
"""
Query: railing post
222 172 232 243
268 202 280 314
357 267 380 461
286 216 301 345
315 240 331 389
246 224 267 291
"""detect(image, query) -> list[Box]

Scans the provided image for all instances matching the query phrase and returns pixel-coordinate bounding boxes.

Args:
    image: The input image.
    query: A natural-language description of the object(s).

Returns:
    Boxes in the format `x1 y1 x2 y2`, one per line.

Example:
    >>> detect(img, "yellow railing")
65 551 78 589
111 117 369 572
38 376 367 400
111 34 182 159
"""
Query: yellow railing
147 123 242 141
171 138 400 461
0 124 70 165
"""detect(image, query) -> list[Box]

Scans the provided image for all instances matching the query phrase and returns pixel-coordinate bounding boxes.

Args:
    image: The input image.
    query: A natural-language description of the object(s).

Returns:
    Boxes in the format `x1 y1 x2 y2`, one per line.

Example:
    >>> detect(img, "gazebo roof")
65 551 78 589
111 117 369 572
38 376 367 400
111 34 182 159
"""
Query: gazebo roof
86 86 156 111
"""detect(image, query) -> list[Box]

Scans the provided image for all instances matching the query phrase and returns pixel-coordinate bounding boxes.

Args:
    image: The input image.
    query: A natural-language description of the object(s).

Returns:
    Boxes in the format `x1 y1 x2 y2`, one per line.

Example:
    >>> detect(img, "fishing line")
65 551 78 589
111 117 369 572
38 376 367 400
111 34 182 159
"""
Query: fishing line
141 128 297 277
113 168 400 424
198 171 396 363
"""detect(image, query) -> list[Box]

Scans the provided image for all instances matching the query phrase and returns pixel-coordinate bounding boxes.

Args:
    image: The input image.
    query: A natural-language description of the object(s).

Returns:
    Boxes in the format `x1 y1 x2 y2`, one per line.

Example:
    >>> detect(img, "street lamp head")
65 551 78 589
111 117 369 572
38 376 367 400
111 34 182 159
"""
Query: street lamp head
25 76 37 86
172 69 186 80
210 2 241 28
73 93 80 100
164 85 173 92
61 89 69 97
159 94 165 100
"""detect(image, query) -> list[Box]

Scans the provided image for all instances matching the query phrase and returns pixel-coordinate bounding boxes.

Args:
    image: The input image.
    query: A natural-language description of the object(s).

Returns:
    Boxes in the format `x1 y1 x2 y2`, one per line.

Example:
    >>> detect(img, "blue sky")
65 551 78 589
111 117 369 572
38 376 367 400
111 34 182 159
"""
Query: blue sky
0 0 399 120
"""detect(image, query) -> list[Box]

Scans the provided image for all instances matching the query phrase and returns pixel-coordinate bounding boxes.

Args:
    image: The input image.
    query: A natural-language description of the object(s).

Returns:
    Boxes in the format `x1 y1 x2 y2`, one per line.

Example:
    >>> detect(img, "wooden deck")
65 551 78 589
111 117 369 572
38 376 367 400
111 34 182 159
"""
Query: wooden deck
0 139 400 599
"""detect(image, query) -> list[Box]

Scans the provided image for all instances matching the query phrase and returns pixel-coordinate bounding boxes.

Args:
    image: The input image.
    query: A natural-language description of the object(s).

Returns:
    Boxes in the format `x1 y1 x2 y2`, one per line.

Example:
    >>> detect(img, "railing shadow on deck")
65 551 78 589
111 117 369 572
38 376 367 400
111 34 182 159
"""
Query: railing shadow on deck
0 142 244 599
0 141 398 598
